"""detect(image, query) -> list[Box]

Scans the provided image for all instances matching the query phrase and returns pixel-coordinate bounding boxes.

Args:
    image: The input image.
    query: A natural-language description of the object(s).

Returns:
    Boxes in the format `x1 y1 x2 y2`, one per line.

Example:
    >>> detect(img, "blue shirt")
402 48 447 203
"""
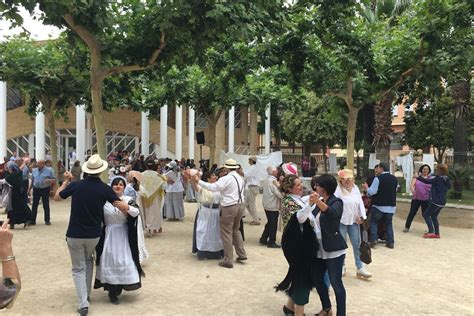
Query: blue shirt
22 166 29 181
31 167 55 189
367 173 396 214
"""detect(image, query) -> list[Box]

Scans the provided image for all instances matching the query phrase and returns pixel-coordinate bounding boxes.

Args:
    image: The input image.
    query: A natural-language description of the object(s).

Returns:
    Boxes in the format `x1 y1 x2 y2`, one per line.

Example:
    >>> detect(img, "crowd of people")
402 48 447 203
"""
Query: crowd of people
0 148 453 315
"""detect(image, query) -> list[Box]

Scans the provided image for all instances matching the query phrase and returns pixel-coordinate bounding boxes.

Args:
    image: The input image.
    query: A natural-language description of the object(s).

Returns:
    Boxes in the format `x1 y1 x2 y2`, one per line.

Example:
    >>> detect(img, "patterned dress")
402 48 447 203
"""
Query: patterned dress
280 194 301 229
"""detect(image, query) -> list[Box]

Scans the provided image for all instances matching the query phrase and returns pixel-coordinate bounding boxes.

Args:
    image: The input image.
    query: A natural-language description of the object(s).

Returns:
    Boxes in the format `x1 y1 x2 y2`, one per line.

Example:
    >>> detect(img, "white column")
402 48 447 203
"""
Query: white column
228 106 235 153
175 105 182 160
35 107 46 160
85 113 92 153
264 104 271 154
160 104 168 158
141 111 150 156
134 136 140 157
188 107 195 160
28 134 35 156
0 82 7 159
76 105 86 163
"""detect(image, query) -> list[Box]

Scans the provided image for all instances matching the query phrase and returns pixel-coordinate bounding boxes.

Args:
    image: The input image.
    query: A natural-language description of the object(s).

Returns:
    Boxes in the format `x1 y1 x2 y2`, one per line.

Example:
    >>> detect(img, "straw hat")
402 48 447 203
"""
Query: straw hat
337 169 354 179
223 159 239 169
82 154 108 174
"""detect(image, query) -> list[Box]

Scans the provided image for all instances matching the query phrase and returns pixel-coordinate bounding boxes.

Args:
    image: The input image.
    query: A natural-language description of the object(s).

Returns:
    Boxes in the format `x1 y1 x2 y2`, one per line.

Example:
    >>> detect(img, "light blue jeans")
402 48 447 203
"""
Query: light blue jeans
66 237 100 309
339 223 362 270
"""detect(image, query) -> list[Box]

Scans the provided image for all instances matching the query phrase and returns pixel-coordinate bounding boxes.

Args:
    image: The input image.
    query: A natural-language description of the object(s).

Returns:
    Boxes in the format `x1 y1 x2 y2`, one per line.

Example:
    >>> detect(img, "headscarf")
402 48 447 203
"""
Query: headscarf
6 161 20 174
110 175 127 186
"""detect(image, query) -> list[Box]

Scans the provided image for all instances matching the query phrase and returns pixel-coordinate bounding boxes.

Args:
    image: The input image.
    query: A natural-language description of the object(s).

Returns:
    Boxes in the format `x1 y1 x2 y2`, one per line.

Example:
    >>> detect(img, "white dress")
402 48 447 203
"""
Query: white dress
95 196 140 285
195 189 223 252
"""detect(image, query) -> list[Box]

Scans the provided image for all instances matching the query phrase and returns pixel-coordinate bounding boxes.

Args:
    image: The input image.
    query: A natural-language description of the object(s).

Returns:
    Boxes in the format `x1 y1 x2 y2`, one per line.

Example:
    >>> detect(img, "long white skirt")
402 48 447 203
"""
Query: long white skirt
196 206 223 252
140 195 164 234
96 224 139 285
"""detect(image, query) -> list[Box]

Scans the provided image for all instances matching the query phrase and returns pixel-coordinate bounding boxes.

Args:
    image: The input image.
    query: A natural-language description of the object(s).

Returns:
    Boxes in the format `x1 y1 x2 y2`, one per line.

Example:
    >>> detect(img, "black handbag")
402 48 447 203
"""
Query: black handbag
359 229 372 265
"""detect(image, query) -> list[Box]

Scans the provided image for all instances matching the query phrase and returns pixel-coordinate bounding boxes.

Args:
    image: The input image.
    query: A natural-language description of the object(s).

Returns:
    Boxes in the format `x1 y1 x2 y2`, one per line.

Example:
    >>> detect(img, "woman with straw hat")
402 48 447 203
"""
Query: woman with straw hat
334 169 372 279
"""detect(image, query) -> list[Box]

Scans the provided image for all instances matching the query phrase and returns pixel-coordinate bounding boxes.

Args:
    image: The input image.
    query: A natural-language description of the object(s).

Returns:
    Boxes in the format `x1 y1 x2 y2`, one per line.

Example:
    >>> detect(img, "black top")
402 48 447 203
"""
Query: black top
371 173 398 207
314 195 348 252
60 176 119 238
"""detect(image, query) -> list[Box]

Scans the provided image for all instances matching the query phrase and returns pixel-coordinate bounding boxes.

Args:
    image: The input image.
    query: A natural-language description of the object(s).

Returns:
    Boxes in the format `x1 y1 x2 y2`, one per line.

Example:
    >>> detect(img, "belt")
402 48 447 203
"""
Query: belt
248 185 259 188
202 203 220 209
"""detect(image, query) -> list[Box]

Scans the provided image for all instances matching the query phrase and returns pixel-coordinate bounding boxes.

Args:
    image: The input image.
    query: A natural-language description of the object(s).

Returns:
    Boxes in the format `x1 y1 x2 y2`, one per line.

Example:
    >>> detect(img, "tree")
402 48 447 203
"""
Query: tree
403 96 454 163
1 0 283 162
281 91 346 172
0 36 87 176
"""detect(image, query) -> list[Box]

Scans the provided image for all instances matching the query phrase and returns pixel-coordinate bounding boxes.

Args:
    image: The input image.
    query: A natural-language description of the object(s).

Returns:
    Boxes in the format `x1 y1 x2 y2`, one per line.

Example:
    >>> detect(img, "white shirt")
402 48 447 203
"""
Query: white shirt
164 170 184 192
296 195 347 260
244 164 260 187
198 171 245 207
334 184 367 225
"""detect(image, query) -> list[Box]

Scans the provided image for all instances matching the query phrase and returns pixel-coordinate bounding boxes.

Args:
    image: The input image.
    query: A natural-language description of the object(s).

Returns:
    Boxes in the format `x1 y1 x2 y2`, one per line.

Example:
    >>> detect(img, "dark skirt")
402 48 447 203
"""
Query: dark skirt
8 186 32 225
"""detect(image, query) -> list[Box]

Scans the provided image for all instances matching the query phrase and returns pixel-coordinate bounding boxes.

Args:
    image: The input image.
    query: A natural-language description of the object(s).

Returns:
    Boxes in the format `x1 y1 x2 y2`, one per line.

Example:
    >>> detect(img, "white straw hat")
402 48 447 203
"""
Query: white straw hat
224 159 239 169
82 154 108 174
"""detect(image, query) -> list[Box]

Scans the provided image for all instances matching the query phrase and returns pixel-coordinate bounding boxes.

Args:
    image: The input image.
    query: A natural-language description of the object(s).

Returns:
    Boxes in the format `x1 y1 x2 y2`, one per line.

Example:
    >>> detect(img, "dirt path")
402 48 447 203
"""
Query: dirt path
2 198 473 315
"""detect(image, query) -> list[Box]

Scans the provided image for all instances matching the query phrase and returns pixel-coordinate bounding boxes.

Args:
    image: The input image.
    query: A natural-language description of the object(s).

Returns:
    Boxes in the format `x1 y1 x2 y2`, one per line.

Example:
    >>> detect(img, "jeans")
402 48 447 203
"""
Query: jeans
339 223 362 270
405 199 429 229
66 237 100 309
423 203 443 235
313 255 346 316
370 207 394 245
259 210 279 244
32 187 51 223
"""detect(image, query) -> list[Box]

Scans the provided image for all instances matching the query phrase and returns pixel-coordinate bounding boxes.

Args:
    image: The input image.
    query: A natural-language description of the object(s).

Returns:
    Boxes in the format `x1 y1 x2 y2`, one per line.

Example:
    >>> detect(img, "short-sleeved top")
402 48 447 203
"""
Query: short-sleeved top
31 167 55 189
59 176 119 238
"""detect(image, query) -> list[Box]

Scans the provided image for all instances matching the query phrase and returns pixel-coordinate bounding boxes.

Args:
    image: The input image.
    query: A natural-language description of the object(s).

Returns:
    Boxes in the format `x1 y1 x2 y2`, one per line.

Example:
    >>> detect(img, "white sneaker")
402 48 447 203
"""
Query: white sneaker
357 267 372 279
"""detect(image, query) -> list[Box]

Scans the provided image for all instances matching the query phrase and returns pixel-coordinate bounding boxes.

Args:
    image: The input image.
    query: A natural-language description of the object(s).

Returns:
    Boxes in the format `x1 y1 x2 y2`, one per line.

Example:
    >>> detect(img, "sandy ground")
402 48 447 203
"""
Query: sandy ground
1 196 473 316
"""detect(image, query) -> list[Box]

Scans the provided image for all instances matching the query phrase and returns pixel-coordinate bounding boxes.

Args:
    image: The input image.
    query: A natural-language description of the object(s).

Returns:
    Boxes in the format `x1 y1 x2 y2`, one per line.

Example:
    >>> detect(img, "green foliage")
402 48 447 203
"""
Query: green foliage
403 96 454 161
449 166 472 199
281 91 346 146
0 36 88 114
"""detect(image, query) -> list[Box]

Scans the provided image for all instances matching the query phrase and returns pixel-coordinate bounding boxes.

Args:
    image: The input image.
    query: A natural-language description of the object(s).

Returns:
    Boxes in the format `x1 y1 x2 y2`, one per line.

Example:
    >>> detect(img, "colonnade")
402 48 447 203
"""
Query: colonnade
0 81 273 161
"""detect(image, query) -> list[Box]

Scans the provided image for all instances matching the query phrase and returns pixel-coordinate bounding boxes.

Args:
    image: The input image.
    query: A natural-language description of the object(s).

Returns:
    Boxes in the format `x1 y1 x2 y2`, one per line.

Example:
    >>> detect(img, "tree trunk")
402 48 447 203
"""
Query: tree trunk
452 80 470 168
373 93 395 166
249 104 258 155
206 109 223 166
361 103 375 179
43 101 59 180
323 145 328 173
346 105 360 171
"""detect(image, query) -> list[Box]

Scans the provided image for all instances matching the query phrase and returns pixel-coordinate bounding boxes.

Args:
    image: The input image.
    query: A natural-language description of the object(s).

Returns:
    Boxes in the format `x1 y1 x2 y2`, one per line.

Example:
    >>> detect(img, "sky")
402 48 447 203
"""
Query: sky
0 6 62 42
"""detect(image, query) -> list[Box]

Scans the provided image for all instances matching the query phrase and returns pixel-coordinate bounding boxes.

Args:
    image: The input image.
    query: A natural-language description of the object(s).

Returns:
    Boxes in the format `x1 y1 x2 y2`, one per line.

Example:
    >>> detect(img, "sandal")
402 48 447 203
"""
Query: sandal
315 308 333 316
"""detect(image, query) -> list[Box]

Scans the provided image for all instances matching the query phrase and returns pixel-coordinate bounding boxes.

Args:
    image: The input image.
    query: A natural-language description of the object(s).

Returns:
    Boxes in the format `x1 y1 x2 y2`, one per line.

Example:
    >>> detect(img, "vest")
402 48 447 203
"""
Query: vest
371 173 398 207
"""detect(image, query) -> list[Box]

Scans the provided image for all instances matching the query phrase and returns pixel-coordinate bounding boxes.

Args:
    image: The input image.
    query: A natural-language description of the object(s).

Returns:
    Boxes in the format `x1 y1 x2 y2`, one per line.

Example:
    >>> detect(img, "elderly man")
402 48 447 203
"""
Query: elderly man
244 156 261 225
362 162 398 249
259 166 283 248
54 154 123 316
194 158 247 269
30 160 55 225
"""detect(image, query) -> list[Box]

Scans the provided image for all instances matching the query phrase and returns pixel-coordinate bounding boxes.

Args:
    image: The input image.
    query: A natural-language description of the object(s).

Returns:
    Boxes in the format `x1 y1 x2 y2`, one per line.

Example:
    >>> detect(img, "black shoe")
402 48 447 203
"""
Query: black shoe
369 241 378 249
386 243 394 249
29 222 36 226
77 307 88 316
45 222 51 225
108 292 119 305
283 305 295 315
23 221 31 229
259 239 268 246
267 243 281 249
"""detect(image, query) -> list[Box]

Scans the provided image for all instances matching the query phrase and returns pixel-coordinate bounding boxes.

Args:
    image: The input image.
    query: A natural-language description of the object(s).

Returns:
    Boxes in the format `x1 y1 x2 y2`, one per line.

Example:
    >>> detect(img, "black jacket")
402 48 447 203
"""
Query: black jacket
276 212 318 294
314 195 348 253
